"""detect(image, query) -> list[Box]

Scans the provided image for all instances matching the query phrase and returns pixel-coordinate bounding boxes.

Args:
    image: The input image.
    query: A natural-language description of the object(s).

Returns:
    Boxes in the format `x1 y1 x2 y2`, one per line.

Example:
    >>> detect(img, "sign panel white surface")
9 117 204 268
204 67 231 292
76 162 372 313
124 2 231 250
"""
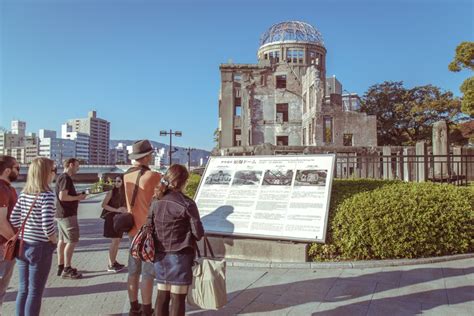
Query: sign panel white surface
194 155 335 242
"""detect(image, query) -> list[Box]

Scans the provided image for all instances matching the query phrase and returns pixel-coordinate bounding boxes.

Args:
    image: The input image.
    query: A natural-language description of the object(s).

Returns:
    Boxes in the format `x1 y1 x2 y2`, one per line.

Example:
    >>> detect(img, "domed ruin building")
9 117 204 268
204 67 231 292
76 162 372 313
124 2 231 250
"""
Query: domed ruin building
217 21 377 152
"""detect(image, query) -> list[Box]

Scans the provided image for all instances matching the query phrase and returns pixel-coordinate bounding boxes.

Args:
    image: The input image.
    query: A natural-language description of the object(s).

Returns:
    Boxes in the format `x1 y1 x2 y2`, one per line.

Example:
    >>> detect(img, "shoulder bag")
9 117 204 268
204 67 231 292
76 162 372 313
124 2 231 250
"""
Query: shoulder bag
187 236 227 310
3 194 39 261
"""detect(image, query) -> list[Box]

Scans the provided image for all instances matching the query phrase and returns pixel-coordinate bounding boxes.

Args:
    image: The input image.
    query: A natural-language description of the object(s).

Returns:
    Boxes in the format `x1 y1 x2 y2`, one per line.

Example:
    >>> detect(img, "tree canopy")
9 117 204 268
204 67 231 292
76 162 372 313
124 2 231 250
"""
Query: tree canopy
449 41 474 116
360 81 462 146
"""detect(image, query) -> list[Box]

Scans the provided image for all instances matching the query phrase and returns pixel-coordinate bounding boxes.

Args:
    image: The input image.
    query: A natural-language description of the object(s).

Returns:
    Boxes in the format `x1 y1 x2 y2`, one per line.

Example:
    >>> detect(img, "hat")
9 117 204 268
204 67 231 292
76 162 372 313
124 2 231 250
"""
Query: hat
113 212 134 233
129 140 154 160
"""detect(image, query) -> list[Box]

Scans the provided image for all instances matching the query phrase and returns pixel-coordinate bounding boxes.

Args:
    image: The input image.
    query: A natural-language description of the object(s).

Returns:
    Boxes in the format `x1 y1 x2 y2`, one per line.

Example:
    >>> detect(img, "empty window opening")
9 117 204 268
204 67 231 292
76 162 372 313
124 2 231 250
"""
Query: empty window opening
276 75 287 89
276 136 289 146
233 129 241 146
234 74 242 81
276 103 289 123
323 116 333 143
343 134 353 146
269 51 280 63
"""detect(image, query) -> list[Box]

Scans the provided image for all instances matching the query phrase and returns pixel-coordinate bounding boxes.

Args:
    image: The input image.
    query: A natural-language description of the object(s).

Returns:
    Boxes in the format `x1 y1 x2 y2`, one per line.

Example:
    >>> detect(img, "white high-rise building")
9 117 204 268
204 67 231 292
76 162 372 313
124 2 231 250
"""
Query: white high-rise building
11 120 26 137
66 111 110 164
62 124 90 163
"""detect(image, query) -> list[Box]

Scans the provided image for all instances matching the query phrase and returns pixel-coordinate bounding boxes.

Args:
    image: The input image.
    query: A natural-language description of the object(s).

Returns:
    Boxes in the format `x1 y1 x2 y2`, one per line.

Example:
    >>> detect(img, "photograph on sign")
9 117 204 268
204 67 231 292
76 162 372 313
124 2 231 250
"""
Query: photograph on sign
194 155 335 242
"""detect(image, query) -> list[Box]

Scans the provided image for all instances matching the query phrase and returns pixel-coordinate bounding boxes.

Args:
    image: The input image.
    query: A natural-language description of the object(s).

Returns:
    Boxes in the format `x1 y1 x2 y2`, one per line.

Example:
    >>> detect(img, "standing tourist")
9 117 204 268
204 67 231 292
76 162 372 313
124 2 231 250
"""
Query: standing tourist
0 155 20 312
152 164 204 316
124 140 161 316
10 157 58 316
101 175 127 272
55 158 87 279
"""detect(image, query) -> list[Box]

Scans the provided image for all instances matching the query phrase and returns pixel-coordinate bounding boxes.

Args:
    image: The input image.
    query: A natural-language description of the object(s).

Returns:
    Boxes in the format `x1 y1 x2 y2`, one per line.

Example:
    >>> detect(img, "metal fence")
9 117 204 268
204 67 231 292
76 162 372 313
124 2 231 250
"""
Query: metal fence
335 154 474 186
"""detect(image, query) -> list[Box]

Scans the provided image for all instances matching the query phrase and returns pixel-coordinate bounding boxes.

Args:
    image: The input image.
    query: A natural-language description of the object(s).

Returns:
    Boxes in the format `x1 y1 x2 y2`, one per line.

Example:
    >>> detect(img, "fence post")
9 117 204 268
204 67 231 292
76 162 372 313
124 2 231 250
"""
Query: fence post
403 147 415 182
396 149 404 180
383 146 392 180
416 142 428 182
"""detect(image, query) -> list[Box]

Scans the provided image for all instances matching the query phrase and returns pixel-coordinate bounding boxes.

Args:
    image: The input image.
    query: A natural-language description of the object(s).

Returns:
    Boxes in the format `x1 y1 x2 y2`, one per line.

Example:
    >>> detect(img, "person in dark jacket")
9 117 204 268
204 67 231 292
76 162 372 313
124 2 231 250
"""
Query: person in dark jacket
151 164 204 316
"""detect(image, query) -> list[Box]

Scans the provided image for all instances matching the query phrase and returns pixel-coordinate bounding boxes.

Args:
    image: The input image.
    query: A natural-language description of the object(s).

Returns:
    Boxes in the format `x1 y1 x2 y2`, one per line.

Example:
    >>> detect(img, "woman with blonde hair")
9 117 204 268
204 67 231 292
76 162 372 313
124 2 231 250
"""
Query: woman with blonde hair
151 164 204 316
10 157 57 316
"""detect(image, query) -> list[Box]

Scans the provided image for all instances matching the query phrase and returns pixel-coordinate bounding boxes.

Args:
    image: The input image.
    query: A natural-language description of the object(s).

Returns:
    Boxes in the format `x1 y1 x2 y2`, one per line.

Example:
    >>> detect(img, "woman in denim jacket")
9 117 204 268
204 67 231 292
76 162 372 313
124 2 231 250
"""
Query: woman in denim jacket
151 164 204 316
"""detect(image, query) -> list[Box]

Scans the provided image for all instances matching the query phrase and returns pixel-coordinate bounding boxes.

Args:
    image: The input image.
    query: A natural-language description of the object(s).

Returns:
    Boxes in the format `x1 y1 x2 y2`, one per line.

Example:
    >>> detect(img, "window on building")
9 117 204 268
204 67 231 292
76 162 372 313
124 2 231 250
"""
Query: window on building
343 134 353 146
309 51 316 65
264 53 268 60
234 74 242 81
286 49 304 63
234 97 241 117
276 75 286 89
269 51 280 63
233 129 241 146
309 122 313 145
276 136 289 146
276 103 289 123
303 128 306 145
323 116 333 143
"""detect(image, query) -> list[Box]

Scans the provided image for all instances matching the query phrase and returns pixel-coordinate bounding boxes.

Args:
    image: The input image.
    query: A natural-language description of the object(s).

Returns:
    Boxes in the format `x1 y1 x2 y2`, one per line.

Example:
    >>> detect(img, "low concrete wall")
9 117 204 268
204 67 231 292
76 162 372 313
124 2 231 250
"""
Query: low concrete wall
197 235 309 262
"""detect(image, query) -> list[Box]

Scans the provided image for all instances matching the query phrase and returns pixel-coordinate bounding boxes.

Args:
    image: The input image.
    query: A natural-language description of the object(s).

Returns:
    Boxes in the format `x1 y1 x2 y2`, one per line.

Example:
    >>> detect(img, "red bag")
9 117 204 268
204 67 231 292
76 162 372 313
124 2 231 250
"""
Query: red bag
3 194 39 261
130 223 155 263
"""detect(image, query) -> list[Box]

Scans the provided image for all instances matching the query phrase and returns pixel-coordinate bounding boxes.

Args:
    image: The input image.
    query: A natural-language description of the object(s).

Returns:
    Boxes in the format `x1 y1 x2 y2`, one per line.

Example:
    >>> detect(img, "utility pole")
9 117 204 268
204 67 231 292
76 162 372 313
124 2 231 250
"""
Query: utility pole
160 129 182 166
187 147 195 170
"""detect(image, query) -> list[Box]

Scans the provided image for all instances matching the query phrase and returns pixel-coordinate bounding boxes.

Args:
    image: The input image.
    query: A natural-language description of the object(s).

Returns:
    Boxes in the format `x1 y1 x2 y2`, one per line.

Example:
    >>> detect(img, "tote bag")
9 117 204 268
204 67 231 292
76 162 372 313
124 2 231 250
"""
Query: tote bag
187 237 227 310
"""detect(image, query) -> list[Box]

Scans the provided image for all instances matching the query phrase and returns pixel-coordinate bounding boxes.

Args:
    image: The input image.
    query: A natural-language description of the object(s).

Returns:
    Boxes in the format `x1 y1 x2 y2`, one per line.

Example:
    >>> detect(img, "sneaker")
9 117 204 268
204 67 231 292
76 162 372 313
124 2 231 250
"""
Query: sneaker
107 261 125 273
57 264 64 276
61 267 82 279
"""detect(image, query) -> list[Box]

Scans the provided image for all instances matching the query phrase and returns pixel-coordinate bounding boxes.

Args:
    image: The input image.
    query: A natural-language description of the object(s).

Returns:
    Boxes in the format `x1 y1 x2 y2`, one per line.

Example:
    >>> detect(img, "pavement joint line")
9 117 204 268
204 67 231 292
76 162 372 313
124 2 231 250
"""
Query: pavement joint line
226 253 474 270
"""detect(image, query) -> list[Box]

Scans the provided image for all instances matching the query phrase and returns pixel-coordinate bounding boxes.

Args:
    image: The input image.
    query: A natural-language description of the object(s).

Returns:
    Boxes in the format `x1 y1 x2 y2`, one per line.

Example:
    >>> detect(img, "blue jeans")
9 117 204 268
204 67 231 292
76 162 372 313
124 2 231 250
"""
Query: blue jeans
15 241 55 316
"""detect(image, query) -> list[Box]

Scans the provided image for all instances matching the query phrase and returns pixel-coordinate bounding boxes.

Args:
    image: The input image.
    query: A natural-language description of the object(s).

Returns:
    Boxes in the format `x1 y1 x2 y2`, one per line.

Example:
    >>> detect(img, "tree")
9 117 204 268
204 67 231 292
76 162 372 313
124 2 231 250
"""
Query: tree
361 81 462 146
448 41 474 116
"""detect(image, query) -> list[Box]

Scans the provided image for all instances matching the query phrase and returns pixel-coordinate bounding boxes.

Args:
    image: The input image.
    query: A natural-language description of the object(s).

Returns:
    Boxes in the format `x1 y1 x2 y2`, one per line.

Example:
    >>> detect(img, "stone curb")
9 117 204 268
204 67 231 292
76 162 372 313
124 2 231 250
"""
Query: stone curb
225 252 474 269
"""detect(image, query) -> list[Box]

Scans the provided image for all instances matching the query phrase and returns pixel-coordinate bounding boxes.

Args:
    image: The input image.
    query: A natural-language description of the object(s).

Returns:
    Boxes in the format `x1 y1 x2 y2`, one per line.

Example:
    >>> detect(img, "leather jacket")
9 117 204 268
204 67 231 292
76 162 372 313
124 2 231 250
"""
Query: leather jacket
151 191 204 252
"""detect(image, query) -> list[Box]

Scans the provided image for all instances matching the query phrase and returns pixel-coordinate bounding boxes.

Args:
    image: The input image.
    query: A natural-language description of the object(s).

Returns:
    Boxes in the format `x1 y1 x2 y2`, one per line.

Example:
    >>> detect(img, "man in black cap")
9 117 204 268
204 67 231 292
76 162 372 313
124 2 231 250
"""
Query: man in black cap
124 140 161 316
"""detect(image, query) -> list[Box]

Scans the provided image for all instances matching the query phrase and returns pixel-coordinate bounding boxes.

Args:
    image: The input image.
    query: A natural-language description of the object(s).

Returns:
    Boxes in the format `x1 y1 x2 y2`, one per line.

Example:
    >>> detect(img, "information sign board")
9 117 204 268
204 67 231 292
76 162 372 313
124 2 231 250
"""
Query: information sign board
194 155 335 242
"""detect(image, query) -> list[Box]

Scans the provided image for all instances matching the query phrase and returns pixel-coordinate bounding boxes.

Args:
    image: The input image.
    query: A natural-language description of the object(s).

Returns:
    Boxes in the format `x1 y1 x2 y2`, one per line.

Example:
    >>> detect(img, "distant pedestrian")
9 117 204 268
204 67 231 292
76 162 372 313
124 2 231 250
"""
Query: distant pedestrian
55 158 87 279
101 175 127 272
0 155 20 313
124 140 161 316
10 157 58 316
152 164 204 316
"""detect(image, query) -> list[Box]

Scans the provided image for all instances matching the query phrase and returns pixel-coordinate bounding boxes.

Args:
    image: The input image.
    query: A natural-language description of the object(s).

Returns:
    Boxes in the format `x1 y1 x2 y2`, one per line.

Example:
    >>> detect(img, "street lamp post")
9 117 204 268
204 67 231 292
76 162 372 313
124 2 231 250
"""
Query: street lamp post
160 129 182 166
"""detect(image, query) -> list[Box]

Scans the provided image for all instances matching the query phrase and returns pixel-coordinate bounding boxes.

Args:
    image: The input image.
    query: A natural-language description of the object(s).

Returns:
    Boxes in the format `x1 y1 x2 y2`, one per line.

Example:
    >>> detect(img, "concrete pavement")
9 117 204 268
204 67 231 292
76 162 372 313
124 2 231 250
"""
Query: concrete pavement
3 193 473 315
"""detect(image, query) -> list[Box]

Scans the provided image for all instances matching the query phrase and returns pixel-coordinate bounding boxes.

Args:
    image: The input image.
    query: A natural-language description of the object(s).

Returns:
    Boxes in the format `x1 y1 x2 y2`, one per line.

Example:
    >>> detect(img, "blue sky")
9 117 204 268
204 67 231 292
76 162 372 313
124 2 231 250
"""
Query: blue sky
1 0 472 150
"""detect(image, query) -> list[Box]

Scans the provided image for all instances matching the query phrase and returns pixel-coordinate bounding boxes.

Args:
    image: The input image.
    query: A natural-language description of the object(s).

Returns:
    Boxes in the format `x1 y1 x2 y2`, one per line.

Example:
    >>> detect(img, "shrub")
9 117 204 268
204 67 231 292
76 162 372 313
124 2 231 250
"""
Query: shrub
310 181 473 261
185 173 201 198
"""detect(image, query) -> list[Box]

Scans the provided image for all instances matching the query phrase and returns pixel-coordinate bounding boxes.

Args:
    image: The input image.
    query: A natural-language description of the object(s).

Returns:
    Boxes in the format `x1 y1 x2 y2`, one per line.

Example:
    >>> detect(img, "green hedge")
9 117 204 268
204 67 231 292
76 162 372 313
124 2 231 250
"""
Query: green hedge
184 175 473 261
185 173 201 198
309 180 474 261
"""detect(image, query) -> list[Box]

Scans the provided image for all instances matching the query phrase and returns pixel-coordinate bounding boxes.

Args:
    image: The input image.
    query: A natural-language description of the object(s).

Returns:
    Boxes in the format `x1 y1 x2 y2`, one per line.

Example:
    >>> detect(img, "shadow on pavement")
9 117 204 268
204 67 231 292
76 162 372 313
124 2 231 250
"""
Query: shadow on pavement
189 267 472 315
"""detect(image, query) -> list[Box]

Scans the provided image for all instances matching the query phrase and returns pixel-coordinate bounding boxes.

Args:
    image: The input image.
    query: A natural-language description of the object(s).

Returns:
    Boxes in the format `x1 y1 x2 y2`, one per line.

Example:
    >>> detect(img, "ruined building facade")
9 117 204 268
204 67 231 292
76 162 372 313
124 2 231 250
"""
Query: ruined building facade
217 21 377 151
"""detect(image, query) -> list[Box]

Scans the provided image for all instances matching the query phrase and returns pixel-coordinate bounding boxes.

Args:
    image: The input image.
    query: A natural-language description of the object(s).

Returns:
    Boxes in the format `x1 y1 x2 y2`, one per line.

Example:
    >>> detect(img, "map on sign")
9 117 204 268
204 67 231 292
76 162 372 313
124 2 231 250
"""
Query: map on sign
194 155 335 242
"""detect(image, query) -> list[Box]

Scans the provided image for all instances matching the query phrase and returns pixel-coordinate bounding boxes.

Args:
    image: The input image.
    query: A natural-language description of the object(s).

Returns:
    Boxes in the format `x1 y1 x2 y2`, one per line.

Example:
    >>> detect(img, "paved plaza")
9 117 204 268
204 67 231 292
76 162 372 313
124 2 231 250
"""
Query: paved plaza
3 194 473 315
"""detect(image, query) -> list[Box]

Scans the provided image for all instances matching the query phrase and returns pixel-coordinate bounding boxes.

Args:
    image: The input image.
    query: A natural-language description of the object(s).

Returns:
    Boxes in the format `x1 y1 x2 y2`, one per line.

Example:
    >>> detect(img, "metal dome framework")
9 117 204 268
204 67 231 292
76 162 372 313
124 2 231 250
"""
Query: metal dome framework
259 21 324 47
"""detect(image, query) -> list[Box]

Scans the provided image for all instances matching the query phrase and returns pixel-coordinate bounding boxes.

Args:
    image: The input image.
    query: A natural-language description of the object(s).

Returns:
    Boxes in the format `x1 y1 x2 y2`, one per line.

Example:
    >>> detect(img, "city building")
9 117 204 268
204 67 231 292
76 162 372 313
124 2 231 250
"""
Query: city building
11 120 26 137
217 21 377 150
39 130 76 165
62 124 90 163
66 111 110 164
109 142 129 164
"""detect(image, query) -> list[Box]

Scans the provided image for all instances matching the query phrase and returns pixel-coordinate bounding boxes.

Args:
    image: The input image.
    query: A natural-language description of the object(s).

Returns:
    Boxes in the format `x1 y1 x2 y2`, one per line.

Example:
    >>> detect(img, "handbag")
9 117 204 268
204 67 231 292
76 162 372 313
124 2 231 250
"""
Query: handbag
187 237 227 310
3 194 39 261
130 208 155 263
